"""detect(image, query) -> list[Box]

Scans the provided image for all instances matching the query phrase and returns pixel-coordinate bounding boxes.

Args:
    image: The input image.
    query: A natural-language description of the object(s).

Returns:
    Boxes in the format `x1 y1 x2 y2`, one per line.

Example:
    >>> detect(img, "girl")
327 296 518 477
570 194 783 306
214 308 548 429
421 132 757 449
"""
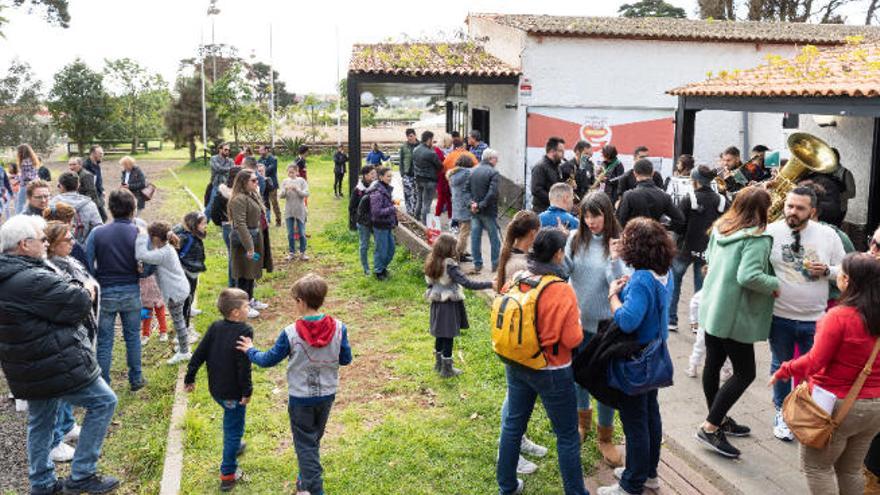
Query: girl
175 212 208 332
279 163 310 262
424 233 492 377
135 221 193 364
496 210 541 288
140 272 169 345
14 144 39 214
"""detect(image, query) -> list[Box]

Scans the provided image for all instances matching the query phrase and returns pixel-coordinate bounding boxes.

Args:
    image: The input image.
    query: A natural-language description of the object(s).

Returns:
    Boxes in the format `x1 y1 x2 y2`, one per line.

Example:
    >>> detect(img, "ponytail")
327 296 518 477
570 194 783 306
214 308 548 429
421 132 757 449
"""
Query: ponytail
496 211 541 285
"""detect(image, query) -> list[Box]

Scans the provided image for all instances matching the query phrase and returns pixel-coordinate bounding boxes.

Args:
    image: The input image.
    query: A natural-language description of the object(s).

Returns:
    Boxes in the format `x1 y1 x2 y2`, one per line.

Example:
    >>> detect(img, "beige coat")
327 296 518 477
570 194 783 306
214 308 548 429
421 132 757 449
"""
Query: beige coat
228 192 266 280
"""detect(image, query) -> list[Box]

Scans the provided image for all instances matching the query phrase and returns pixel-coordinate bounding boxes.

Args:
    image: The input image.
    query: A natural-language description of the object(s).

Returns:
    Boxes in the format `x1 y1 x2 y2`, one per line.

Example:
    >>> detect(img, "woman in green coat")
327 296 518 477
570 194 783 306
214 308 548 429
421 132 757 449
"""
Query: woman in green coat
696 186 779 460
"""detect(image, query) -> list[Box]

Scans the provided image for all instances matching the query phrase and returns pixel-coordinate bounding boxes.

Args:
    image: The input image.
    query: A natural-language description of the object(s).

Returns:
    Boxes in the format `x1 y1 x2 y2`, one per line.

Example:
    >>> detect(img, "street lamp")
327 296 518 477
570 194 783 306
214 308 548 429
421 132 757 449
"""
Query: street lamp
207 0 220 82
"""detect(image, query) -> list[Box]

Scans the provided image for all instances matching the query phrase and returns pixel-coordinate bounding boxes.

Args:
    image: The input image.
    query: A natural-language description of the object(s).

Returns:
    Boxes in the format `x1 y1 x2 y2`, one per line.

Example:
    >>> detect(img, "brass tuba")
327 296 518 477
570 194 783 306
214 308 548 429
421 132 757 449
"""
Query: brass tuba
766 132 839 221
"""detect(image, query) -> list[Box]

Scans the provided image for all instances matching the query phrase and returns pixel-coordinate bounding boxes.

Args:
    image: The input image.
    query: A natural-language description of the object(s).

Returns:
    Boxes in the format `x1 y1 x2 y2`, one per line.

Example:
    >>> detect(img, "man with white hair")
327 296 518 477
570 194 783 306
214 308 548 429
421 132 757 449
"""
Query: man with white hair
468 148 501 273
0 215 120 495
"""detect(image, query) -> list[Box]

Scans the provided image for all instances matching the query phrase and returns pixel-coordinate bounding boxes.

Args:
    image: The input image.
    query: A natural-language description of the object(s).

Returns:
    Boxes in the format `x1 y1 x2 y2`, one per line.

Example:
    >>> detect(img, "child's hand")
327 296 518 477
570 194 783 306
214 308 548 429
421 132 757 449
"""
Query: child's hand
236 336 253 353
240 396 251 405
184 383 195 393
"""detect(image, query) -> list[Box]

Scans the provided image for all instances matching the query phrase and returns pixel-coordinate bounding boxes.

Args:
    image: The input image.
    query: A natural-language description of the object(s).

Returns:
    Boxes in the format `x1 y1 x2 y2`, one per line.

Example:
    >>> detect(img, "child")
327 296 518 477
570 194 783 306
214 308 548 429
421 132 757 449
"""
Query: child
539 182 578 231
175 211 208 332
184 288 253 492
686 266 733 380
135 221 193 364
237 274 351 495
140 273 168 344
279 163 310 262
349 165 376 275
424 233 493 377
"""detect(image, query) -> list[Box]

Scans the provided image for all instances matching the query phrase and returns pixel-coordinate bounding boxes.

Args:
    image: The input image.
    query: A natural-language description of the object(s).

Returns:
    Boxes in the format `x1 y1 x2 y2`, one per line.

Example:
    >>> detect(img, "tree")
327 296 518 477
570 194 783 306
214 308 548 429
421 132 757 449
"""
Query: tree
698 0 735 19
103 58 171 153
165 75 221 163
48 59 110 154
0 60 54 154
249 62 295 107
296 94 330 143
619 0 687 18
0 0 70 33
209 62 253 146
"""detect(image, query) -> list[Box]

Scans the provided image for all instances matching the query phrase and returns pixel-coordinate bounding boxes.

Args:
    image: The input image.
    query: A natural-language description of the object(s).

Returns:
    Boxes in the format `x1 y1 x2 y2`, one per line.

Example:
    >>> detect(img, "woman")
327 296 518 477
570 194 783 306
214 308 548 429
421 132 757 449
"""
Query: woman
227 169 267 317
447 154 476 262
696 186 778 459
365 143 389 166
497 228 588 495
120 156 148 212
597 145 625 204
565 191 626 467
211 166 241 289
770 253 880 495
43 202 89 268
598 217 674 495
369 166 397 281
14 144 40 214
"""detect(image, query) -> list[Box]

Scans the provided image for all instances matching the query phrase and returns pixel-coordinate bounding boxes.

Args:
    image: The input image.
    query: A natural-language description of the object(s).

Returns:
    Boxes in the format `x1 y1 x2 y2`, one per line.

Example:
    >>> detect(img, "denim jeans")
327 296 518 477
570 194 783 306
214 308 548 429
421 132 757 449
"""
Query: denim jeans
97 285 143 386
51 402 76 448
574 333 616 427
285 217 307 254
471 214 500 270
669 254 705 325
769 316 817 409
27 378 117 492
356 224 372 274
222 223 233 288
289 399 333 495
373 228 395 274
497 364 587 495
617 389 662 494
14 188 27 214
416 179 437 225
217 400 246 476
204 185 219 218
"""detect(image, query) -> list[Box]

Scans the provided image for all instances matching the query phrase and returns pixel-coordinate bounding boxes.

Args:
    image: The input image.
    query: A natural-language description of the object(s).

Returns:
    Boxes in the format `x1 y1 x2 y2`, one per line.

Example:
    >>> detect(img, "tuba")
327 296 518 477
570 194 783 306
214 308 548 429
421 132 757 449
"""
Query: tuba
766 132 838 221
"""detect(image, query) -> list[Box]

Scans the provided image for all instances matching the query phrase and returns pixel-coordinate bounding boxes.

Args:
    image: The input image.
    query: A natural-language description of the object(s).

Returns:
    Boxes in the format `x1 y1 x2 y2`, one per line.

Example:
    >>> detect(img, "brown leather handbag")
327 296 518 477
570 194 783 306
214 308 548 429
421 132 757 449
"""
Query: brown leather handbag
782 338 880 449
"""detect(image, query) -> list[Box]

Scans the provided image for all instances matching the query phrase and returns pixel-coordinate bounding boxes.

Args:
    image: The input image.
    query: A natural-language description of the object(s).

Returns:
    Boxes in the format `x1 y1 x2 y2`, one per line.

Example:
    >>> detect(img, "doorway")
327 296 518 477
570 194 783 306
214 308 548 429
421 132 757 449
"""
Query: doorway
472 108 490 145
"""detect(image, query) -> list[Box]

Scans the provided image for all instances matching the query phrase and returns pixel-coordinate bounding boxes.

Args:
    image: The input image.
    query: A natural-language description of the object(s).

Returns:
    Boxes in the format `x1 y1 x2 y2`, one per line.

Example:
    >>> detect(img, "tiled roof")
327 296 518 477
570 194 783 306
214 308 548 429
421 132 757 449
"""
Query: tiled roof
471 13 880 45
669 40 880 97
348 42 520 78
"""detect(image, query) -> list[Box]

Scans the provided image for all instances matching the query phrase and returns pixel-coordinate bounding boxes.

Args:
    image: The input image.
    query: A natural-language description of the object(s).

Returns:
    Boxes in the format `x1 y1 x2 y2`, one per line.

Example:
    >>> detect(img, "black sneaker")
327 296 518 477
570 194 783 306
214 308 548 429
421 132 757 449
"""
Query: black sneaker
721 416 751 437
129 379 147 392
696 427 740 458
219 468 243 492
32 479 63 495
63 473 120 494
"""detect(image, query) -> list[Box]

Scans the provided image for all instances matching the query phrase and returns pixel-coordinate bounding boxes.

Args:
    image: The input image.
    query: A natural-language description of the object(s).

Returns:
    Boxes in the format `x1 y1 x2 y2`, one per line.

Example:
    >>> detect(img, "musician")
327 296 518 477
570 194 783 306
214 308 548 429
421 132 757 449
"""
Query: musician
718 146 746 194
530 136 565 213
801 148 849 227
616 159 684 228
742 145 771 183
665 154 696 208
596 144 625 204
559 140 594 201
619 146 663 196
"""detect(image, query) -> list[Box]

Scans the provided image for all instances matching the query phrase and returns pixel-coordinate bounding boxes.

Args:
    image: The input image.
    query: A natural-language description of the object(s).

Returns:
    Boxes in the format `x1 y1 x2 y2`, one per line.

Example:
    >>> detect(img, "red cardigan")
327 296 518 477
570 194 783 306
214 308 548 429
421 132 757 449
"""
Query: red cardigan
775 305 880 399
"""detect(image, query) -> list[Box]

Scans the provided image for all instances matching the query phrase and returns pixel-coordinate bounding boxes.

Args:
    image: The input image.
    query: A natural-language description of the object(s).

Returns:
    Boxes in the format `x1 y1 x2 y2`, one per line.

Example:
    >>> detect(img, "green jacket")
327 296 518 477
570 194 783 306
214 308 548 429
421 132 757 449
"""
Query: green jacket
700 227 779 344
399 142 416 176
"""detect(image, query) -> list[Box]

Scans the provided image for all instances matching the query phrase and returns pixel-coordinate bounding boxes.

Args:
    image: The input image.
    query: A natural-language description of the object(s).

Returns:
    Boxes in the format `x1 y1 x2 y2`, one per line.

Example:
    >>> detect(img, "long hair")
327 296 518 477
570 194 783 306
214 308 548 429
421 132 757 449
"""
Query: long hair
839 253 880 335
714 186 771 236
496 211 541 286
424 234 458 280
183 211 207 239
17 144 39 168
45 221 71 256
231 169 254 197
571 191 621 256
42 201 75 224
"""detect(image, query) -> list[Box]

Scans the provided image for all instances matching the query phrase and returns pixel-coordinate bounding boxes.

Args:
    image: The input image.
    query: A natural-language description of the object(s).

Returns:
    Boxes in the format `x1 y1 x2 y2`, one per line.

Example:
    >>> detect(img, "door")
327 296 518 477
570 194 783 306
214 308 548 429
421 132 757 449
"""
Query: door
472 108 490 145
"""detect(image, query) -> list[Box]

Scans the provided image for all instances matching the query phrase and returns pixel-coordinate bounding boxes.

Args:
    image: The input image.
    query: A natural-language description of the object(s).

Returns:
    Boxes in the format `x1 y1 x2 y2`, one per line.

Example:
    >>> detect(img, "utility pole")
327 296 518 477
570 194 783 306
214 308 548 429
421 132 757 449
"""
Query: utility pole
200 30 208 166
336 24 341 147
269 23 276 149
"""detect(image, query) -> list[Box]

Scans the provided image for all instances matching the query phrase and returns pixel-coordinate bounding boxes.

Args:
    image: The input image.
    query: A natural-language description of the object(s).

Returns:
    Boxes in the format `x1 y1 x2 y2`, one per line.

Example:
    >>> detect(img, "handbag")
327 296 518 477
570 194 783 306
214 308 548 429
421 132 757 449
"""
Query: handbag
607 336 674 395
141 183 157 201
782 337 880 449
230 227 260 250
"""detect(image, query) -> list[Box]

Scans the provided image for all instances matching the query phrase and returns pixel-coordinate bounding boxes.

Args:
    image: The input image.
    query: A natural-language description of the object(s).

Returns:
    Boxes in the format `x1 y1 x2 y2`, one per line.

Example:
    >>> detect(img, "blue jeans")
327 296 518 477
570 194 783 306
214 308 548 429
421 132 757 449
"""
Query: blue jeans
617 390 662 494
205 185 219 218
471 213 500 270
373 228 395 274
769 316 817 409
97 285 143 386
14 188 27 214
669 254 705 325
574 333 615 427
497 365 587 495
51 402 76 448
27 378 117 492
222 223 233 288
285 217 307 254
289 399 333 495
217 400 246 476
356 224 372 274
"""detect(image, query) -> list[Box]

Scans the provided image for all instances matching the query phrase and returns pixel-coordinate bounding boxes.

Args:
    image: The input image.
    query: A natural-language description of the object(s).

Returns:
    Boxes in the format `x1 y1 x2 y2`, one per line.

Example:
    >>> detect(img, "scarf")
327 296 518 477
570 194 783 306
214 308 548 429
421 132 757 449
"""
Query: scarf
526 259 569 280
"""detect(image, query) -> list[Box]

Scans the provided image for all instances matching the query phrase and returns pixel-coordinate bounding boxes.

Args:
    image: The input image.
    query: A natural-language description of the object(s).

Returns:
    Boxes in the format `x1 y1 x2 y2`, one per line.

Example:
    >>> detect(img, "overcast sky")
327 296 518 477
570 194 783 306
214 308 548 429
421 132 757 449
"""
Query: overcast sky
0 0 869 96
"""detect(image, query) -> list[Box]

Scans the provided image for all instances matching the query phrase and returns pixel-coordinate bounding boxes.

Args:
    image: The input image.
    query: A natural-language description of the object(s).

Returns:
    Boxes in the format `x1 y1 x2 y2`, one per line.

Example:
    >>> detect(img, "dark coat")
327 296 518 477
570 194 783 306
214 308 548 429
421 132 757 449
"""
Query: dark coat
572 319 642 410
123 166 147 210
412 144 442 182
530 156 561 213
333 152 349 175
675 188 724 257
349 180 372 228
469 162 500 217
76 168 100 207
369 181 398 230
599 160 626 203
617 180 685 228
559 157 594 199
173 226 207 274
83 157 104 196
619 170 663 197
0 254 98 400
228 192 267 280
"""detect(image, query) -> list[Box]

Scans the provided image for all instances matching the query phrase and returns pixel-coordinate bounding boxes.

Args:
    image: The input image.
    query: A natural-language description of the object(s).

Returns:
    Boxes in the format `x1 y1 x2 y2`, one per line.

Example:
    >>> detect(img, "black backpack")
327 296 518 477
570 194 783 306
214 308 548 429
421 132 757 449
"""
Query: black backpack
356 191 373 227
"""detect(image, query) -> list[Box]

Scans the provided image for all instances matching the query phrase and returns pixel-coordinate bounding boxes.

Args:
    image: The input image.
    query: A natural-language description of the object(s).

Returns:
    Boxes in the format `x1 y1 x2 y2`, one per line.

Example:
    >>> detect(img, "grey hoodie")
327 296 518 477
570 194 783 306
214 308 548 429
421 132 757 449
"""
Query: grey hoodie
49 192 103 242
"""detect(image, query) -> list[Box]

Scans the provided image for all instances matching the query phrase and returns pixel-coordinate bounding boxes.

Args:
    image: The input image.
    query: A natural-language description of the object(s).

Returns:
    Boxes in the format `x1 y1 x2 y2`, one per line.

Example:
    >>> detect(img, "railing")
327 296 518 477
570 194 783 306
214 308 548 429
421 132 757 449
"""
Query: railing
67 139 164 156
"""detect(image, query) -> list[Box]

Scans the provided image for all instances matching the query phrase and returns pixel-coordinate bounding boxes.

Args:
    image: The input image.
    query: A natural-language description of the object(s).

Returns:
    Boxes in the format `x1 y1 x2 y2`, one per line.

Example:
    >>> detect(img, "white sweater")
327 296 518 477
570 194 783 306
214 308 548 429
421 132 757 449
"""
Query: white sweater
135 233 191 303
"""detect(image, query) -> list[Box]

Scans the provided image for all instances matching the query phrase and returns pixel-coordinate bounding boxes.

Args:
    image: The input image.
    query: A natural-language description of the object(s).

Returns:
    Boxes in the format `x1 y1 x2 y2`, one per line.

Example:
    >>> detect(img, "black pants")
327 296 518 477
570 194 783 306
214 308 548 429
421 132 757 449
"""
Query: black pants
703 333 756 426
434 337 454 358
182 275 199 329
236 278 254 299
333 172 344 196
288 399 333 494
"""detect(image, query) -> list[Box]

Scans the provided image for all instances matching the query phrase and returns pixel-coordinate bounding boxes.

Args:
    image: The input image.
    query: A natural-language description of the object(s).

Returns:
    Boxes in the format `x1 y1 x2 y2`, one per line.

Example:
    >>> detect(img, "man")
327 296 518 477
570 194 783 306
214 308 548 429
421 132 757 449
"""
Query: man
539 182 578 231
68 157 100 209
467 130 488 162
530 137 565 213
412 130 442 225
742 144 771 184
618 146 663 196
205 143 234 217
559 140 594 201
617 159 684 227
50 172 103 243
399 128 418 217
82 145 107 221
332 145 349 199
718 146 746 195
0 215 120 495
469 148 501 274
21 180 51 217
85 189 146 392
258 145 282 226
767 186 846 442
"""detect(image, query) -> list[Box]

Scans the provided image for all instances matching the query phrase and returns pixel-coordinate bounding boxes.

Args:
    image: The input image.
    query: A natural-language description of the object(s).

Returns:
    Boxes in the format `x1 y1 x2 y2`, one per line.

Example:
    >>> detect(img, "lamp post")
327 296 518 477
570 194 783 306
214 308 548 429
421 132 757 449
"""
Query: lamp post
207 0 220 83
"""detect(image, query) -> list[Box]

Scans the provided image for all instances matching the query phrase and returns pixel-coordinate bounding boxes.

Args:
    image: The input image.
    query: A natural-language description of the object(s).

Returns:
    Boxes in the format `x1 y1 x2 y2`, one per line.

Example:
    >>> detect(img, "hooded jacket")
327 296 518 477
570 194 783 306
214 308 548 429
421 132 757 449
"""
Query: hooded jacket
49 191 103 242
0 254 98 399
447 166 473 222
349 179 372 228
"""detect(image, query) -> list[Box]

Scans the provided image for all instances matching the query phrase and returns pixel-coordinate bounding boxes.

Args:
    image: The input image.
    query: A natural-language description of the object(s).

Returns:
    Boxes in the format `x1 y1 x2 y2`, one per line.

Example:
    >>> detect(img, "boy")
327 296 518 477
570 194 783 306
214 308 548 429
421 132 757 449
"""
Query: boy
539 182 578 231
184 288 254 491
236 274 352 495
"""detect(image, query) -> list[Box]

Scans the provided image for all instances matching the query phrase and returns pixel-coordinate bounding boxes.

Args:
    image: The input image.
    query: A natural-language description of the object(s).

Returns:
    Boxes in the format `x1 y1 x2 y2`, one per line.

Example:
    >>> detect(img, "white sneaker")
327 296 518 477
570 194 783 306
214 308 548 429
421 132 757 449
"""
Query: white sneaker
250 299 268 310
140 335 149 346
159 333 169 343
190 307 202 317
597 483 630 495
300 253 310 261
50 442 75 462
247 307 260 318
774 409 794 441
63 424 81 443
187 330 199 344
685 364 698 378
166 352 192 365
520 436 548 458
614 467 660 490
516 455 537 475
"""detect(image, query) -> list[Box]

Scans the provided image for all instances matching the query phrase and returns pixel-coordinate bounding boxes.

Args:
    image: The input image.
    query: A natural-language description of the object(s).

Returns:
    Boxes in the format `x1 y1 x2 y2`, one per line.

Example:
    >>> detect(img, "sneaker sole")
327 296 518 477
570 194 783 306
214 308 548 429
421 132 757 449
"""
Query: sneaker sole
724 430 751 438
63 480 120 494
694 432 740 458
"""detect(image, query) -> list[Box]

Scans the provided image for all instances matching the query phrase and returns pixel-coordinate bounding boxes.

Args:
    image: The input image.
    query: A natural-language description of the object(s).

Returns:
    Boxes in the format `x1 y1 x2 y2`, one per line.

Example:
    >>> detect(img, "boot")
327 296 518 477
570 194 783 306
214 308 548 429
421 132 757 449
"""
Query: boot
597 425 624 467
439 357 462 378
434 351 442 373
866 466 880 495
578 409 593 443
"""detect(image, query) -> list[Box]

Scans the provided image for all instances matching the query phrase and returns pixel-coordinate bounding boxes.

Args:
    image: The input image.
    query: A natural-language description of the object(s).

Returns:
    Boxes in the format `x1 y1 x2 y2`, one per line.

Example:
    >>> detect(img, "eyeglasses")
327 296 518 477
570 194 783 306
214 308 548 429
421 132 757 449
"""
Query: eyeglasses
32 195 50 200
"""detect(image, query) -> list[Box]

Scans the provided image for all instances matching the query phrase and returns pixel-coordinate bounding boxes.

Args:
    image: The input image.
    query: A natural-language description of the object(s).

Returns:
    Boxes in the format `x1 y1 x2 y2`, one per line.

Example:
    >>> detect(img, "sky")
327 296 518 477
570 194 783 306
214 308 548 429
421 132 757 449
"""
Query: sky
0 0 869 96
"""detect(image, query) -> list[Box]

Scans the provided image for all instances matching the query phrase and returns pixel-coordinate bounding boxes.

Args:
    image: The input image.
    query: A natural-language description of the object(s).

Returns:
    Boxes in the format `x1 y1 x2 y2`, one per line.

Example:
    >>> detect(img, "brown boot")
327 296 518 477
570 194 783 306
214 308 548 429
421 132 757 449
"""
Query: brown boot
866 466 880 495
597 425 624 467
577 409 593 442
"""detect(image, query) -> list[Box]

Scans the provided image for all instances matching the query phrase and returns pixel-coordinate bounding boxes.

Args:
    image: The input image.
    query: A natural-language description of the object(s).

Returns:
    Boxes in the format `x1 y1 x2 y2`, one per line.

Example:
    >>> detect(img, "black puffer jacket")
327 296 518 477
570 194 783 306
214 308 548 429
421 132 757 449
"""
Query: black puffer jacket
530 156 561 213
173 226 207 275
0 254 98 400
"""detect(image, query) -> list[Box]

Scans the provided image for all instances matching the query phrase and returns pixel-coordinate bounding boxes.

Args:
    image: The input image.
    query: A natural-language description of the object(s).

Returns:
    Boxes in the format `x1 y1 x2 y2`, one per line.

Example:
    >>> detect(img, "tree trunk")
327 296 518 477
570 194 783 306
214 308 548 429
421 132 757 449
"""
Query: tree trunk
747 0 764 19
868 0 880 24
188 136 196 163
233 124 239 147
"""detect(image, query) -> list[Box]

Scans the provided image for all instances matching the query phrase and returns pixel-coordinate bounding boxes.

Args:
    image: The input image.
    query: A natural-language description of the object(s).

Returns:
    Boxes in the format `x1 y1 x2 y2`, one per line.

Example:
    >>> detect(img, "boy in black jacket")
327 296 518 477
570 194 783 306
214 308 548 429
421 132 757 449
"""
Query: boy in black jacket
184 288 253 491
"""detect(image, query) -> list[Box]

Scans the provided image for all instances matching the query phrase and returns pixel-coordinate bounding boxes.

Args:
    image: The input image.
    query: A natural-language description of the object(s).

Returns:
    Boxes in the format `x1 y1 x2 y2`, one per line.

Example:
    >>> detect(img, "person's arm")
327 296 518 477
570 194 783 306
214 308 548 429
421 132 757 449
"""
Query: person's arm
737 237 779 295
184 326 212 385
774 312 844 383
448 264 493 290
339 324 353 366
530 167 548 206
479 171 499 211
85 229 97 274
135 233 166 265
543 283 584 350
294 179 310 198
29 270 92 325
827 233 847 279
689 292 701 327
230 198 255 253
84 202 103 232
605 257 627 283
245 330 291 367
612 277 650 333
371 189 396 219
80 173 98 200
237 327 254 398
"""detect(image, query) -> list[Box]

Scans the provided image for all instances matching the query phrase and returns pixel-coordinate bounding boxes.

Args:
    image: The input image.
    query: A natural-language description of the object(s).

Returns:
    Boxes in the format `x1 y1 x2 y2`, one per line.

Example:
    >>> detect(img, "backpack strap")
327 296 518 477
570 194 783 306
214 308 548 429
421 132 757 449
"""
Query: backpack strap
833 337 880 425
532 274 565 355
178 234 195 260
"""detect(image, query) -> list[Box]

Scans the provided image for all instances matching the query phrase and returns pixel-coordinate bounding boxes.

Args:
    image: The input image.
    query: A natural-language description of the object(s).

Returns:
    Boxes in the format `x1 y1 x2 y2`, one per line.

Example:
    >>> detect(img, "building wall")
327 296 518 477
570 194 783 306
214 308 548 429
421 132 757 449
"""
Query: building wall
467 16 527 69
467 84 524 207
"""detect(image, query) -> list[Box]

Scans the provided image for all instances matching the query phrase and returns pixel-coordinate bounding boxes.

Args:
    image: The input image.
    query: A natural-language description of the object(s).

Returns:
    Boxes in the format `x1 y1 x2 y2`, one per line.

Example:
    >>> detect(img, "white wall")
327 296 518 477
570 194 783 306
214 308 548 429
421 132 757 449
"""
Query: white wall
467 84 521 180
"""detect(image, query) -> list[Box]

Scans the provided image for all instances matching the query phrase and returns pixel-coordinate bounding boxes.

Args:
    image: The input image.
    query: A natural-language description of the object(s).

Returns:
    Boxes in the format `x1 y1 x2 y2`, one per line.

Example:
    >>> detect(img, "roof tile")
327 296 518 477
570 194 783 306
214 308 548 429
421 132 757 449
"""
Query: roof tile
348 42 520 78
